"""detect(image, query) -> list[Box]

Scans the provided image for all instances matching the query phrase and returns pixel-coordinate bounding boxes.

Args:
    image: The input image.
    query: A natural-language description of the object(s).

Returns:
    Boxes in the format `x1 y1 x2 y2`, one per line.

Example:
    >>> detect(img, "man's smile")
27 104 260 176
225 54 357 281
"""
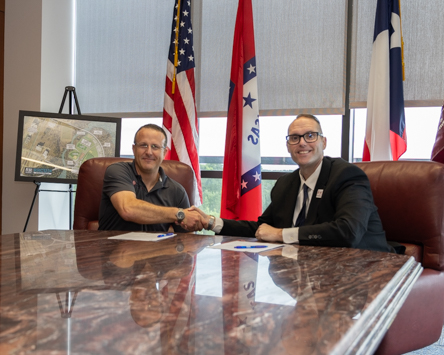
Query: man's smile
142 156 155 161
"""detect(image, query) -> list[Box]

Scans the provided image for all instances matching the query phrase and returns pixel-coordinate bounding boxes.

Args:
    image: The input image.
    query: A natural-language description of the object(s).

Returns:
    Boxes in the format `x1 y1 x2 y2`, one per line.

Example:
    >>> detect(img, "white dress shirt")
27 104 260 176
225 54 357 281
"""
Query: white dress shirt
282 161 323 244
212 162 323 243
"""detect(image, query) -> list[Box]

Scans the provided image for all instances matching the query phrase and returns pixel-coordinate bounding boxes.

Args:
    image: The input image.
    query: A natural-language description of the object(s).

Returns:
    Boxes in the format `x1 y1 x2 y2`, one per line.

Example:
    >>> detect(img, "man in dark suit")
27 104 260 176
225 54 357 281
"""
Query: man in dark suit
191 114 394 253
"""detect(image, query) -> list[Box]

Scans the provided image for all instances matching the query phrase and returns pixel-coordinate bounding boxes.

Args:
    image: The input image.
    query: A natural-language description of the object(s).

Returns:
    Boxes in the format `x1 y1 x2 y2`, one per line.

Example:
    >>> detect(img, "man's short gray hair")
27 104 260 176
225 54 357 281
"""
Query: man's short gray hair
133 124 168 147
295 114 323 133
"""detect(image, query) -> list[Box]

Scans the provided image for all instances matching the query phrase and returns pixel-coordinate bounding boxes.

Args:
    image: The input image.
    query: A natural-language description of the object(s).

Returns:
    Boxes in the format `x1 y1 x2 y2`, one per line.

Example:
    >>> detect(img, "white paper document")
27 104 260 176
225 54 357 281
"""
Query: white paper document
108 232 176 242
208 241 284 253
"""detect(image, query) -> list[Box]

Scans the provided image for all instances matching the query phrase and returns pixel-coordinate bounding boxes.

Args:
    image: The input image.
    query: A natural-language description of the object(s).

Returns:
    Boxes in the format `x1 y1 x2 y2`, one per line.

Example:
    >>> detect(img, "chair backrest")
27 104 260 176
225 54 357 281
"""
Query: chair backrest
73 157 196 230
355 161 444 271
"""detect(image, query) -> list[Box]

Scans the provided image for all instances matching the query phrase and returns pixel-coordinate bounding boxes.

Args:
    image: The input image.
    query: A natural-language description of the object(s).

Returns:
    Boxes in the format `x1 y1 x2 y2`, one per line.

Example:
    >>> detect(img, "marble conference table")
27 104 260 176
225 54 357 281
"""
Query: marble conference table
0 230 421 355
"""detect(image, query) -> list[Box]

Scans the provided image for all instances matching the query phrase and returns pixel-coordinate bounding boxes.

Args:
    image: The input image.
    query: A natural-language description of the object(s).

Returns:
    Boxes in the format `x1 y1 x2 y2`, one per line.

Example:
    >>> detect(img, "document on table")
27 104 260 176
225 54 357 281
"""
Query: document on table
209 241 284 252
108 232 176 242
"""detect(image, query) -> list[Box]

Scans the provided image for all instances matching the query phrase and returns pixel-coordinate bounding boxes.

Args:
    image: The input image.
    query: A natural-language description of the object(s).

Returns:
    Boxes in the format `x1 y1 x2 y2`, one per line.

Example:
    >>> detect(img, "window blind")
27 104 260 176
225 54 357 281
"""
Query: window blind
76 0 347 116
349 0 444 108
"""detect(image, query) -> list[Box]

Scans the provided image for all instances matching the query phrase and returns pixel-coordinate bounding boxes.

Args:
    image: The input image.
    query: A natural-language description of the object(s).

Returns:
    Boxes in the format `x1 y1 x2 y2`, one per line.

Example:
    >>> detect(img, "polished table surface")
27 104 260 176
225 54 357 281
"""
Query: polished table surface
0 230 421 355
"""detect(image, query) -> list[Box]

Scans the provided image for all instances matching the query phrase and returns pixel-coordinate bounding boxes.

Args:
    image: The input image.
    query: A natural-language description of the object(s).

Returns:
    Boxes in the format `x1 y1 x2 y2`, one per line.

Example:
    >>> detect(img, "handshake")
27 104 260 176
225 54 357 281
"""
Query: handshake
177 206 214 232
176 206 285 243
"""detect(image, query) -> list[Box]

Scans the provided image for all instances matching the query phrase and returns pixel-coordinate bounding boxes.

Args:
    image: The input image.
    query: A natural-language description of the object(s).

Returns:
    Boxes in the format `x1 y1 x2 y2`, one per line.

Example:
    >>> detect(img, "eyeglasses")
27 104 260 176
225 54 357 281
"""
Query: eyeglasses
133 142 166 151
286 132 323 145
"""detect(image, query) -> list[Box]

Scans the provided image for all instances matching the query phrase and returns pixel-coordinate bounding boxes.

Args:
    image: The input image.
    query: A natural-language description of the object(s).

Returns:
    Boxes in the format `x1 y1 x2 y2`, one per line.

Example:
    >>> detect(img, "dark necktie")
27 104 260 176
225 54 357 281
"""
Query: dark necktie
295 184 309 227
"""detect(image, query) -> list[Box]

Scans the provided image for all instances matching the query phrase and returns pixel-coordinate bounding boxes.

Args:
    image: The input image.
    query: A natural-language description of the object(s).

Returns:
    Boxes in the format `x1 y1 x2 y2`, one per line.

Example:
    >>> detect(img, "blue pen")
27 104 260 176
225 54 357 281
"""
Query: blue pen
234 245 267 249
157 233 175 238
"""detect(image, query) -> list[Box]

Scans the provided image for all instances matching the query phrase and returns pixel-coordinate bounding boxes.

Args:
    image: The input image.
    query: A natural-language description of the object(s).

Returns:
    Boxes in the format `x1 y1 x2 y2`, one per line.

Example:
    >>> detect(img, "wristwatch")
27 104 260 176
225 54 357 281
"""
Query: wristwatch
207 215 215 230
176 208 185 223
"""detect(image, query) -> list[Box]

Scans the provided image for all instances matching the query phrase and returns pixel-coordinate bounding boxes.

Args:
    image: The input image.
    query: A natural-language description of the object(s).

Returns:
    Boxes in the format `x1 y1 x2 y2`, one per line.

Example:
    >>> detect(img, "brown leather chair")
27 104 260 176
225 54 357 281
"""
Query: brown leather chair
73 157 196 230
355 161 444 355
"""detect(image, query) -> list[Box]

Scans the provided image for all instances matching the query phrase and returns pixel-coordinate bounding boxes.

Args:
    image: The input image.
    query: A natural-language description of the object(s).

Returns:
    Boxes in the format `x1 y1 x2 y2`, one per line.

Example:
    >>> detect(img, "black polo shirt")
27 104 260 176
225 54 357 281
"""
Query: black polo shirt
98 161 190 232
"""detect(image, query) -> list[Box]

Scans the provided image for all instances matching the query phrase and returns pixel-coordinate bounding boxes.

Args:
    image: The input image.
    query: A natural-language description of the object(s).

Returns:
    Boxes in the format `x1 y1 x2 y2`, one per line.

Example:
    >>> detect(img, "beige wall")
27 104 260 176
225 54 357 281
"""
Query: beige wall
3 0 42 234
2 0 75 234
39 0 74 230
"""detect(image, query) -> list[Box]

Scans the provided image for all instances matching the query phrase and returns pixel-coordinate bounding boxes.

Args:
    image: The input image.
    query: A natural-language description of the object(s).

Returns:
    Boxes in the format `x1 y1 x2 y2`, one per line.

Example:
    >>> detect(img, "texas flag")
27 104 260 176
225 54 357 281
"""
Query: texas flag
220 0 262 220
363 0 406 161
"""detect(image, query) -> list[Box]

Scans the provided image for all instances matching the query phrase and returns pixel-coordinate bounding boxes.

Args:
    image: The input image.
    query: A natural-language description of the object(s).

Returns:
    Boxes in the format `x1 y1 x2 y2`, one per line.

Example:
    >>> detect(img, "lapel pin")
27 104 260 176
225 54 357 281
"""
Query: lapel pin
316 189 323 198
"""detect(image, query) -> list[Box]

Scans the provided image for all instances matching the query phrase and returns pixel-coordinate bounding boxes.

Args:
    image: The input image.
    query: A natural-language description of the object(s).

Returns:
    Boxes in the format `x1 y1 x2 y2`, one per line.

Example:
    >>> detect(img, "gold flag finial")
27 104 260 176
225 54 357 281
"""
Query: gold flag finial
398 0 405 81
172 0 182 94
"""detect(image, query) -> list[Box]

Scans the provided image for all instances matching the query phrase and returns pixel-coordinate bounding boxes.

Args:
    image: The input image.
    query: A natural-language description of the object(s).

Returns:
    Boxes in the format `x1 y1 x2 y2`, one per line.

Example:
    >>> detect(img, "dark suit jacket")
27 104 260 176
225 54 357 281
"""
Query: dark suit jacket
221 157 394 253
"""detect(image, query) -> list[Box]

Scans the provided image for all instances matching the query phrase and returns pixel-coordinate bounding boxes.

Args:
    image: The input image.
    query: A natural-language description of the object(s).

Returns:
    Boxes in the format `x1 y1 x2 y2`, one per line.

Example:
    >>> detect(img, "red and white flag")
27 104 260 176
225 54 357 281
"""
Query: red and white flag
431 104 444 164
363 0 406 161
163 0 202 206
220 0 262 220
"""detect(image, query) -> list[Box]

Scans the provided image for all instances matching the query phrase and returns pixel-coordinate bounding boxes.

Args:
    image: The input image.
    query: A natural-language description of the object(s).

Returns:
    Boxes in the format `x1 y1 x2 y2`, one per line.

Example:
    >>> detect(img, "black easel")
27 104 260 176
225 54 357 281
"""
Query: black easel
59 86 82 116
23 87 82 232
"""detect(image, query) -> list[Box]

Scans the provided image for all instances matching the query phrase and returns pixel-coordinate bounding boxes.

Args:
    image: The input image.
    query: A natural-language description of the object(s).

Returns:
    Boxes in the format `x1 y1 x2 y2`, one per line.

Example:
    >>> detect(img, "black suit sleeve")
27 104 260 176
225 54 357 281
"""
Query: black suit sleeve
219 219 258 237
219 179 285 237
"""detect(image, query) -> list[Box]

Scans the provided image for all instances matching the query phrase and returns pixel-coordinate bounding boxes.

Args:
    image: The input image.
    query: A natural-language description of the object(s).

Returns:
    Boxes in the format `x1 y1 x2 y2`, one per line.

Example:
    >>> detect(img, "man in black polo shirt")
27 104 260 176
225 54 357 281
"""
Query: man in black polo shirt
98 124 202 232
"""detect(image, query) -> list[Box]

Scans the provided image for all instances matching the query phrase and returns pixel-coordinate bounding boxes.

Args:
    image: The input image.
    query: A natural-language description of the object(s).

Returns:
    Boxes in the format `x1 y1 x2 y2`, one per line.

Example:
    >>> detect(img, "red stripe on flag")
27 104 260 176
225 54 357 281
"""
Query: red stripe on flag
163 78 173 160
221 83 242 217
171 82 203 201
390 130 407 161
239 185 262 220
362 141 371 162
172 84 200 172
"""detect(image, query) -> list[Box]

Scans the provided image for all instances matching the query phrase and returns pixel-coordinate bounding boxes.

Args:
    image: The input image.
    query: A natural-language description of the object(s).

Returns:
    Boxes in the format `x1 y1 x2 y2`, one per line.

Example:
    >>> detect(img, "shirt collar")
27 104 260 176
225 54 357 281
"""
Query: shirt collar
299 161 323 191
130 161 168 188
158 166 166 183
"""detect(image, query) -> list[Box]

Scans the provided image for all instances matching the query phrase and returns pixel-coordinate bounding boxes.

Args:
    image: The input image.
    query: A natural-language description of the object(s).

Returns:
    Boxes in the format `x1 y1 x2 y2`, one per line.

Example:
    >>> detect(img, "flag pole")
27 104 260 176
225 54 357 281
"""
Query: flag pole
172 0 182 94
398 0 405 81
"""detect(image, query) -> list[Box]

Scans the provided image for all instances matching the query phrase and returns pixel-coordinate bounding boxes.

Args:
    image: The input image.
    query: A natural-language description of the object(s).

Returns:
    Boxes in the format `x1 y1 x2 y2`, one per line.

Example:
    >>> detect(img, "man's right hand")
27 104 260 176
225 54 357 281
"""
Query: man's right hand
182 206 209 231
180 209 205 231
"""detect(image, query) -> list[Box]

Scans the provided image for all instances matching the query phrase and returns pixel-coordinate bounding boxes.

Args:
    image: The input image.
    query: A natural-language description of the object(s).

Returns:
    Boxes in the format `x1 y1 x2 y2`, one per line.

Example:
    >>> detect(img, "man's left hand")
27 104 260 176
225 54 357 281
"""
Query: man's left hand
255 223 283 243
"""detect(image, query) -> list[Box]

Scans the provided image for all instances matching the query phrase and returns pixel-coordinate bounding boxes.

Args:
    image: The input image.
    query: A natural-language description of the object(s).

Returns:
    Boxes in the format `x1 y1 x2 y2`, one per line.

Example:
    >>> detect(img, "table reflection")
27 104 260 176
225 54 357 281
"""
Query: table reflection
266 247 369 354
0 230 420 355
103 236 210 331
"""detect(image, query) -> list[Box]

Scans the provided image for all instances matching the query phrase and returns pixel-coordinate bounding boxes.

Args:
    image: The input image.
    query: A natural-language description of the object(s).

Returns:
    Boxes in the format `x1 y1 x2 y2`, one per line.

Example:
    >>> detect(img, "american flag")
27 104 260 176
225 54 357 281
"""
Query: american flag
363 0 406 161
220 0 262 220
163 0 202 206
